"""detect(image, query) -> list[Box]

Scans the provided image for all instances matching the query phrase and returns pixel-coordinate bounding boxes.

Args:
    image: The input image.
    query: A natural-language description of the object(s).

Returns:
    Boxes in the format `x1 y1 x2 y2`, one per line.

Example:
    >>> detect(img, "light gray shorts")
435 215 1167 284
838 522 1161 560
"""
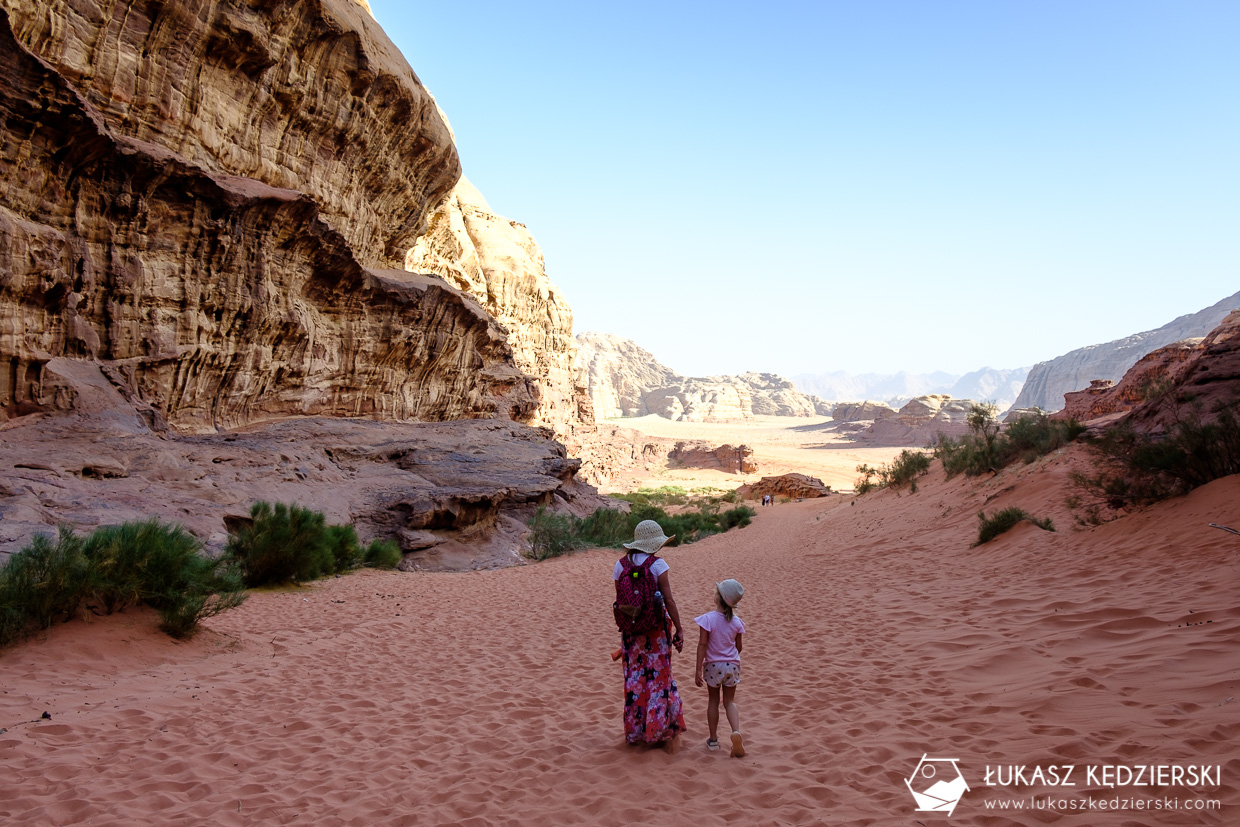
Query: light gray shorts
703 661 741 688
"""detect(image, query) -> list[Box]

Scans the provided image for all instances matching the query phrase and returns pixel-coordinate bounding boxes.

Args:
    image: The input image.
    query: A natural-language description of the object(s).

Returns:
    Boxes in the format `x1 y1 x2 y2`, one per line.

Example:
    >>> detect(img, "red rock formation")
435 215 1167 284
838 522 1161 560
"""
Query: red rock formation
1122 310 1240 435
668 442 757 474
737 474 833 500
1056 339 1203 423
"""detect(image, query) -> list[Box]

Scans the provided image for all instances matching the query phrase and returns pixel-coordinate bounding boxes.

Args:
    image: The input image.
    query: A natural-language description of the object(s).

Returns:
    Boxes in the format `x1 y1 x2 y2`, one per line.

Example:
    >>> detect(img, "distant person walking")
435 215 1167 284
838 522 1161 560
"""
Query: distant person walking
613 520 687 750
694 578 747 757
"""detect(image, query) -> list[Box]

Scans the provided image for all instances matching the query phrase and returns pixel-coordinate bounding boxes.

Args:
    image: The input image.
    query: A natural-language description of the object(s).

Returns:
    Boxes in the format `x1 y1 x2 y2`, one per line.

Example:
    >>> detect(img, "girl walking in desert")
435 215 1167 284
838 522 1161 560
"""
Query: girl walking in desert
694 578 746 757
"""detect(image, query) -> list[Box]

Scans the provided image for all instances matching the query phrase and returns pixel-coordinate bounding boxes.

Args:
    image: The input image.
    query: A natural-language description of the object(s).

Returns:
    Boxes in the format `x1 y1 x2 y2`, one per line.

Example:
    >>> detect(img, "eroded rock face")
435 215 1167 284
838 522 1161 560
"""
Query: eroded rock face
860 395 980 446
1122 311 1240 435
406 178 588 440
0 364 608 568
737 474 832 500
1056 337 1203 423
576 332 829 422
0 3 543 430
1012 291 1240 412
832 401 897 423
668 442 757 474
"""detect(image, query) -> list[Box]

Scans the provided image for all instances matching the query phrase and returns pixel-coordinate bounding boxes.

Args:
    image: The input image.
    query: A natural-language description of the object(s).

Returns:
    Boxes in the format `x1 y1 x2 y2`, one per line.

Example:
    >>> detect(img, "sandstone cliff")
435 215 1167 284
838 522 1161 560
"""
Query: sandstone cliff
576 332 830 421
0 1 609 566
1012 291 1240 412
407 178 589 440
0 1 547 430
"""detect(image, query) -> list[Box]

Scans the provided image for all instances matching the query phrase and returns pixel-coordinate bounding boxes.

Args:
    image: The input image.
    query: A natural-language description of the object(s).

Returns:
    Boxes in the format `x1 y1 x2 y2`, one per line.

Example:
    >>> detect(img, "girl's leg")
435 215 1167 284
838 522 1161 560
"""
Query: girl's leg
707 684 721 741
722 684 741 734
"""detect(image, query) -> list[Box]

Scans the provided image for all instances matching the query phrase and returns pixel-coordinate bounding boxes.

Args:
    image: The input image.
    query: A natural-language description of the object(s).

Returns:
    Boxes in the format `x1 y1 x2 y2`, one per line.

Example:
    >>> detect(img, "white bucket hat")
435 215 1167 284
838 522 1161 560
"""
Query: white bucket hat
716 579 744 608
623 519 674 554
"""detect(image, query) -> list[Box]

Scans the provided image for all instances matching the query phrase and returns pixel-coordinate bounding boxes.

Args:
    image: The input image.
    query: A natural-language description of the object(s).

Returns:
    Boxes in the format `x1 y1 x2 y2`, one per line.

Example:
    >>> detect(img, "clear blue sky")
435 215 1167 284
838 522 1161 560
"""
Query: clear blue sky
368 0 1238 378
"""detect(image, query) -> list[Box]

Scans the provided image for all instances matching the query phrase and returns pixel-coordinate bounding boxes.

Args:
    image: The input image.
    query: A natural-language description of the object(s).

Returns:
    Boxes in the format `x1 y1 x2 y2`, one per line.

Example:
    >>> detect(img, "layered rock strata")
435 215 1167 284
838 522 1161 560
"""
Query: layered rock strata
407 178 588 440
1056 340 1203 423
858 395 981 446
0 2 546 430
576 332 829 422
1103 311 1240 436
0 363 608 568
1012 291 1240 412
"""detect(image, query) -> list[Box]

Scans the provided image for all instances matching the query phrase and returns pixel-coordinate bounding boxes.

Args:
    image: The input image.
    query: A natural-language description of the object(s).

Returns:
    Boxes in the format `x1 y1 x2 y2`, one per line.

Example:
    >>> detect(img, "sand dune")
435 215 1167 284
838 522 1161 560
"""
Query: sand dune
2 449 1238 825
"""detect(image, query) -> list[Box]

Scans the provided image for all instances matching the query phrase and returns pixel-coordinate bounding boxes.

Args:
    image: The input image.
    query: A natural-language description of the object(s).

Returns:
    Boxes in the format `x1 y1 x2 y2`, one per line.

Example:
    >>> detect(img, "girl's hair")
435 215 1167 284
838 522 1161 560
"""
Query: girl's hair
716 588 734 622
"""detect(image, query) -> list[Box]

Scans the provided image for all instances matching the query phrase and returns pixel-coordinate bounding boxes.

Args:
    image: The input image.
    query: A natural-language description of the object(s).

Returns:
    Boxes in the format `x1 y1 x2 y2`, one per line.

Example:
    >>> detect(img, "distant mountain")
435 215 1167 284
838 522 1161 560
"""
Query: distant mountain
1011 290 1240 412
792 367 1029 411
575 332 831 421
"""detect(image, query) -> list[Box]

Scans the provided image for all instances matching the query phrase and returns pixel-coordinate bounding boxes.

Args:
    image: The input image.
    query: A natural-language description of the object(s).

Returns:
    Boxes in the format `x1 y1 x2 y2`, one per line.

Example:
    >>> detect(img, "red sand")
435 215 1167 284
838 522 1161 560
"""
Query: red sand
3 452 1238 825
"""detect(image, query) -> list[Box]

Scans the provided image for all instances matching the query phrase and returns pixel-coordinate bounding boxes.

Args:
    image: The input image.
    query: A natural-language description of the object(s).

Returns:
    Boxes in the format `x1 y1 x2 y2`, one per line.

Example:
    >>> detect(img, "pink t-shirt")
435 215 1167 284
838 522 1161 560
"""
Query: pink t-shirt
695 610 745 663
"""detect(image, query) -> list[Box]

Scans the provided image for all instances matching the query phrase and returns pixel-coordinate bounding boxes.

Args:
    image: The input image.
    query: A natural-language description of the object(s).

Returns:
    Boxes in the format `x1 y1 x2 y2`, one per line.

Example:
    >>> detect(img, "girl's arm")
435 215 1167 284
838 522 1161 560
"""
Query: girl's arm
735 632 743 655
656 571 684 651
694 627 709 687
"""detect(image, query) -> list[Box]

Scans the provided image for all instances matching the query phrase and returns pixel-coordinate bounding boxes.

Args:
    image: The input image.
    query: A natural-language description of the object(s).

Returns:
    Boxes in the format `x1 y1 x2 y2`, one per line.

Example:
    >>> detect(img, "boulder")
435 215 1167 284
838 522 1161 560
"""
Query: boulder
737 474 832 500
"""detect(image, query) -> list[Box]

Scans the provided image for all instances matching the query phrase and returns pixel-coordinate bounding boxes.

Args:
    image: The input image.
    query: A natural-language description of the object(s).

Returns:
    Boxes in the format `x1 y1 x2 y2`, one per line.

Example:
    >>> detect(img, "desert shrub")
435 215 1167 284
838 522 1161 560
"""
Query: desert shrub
0 520 247 646
855 463 880 494
363 538 403 569
523 501 757 561
224 502 335 587
974 508 1054 546
152 553 247 639
1 527 91 630
854 451 931 494
527 508 582 561
935 409 1083 479
1071 404 1240 513
326 524 363 573
883 450 932 490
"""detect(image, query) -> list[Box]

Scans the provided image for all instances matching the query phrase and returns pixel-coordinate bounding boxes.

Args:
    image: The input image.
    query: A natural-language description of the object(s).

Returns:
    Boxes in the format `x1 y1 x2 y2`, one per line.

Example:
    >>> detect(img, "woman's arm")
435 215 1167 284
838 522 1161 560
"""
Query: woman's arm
656 571 684 651
695 627 709 686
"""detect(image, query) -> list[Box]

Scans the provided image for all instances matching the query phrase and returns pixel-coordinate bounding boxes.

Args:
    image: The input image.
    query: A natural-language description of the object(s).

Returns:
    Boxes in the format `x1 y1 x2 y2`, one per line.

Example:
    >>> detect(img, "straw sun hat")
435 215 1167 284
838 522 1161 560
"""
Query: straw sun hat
623 519 674 554
716 579 744 608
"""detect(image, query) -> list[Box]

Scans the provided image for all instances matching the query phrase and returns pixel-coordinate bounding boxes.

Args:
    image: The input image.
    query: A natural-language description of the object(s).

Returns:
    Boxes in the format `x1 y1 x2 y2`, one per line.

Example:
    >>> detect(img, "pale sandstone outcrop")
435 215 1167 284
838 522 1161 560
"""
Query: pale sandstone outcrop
1012 291 1240 412
576 332 829 422
668 442 757 474
406 178 588 440
832 401 897 423
860 395 981 446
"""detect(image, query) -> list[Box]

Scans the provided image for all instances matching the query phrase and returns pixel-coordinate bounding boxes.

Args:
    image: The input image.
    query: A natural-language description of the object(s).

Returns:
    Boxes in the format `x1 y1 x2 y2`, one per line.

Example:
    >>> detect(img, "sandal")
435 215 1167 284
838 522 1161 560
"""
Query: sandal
730 731 745 758
706 738 719 751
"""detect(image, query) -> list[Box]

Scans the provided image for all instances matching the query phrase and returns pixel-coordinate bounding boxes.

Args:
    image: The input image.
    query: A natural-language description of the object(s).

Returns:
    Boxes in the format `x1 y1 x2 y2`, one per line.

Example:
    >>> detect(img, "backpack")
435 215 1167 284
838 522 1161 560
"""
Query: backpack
614 554 666 636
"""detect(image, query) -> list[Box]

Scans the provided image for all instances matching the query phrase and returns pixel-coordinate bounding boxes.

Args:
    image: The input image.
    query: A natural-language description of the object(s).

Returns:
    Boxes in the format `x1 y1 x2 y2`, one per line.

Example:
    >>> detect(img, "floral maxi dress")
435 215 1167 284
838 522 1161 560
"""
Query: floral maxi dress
621 630 686 744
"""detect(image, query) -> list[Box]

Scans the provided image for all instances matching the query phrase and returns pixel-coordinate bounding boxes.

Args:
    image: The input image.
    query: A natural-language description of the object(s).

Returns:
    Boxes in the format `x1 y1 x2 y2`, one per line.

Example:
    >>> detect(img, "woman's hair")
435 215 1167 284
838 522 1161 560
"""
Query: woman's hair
716 588 734 622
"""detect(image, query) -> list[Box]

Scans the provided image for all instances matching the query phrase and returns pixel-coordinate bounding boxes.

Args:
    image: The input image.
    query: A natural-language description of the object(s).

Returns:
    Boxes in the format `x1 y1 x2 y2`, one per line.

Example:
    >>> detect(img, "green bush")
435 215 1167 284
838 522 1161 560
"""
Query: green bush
974 508 1054 546
0 520 247 646
224 502 335 587
523 501 757 561
326 524 363 573
935 408 1084 479
363 538 403 569
1071 403 1240 512
854 451 931 494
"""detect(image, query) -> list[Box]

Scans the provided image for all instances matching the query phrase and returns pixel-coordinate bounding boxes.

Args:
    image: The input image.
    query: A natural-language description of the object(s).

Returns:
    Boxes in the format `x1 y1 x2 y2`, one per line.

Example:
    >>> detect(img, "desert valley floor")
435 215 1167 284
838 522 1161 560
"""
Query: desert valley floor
3 441 1238 826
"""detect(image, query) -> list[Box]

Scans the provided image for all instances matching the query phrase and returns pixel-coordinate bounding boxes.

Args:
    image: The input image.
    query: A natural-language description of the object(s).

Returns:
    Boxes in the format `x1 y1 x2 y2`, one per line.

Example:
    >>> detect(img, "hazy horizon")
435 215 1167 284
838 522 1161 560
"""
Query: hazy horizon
369 1 1239 378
